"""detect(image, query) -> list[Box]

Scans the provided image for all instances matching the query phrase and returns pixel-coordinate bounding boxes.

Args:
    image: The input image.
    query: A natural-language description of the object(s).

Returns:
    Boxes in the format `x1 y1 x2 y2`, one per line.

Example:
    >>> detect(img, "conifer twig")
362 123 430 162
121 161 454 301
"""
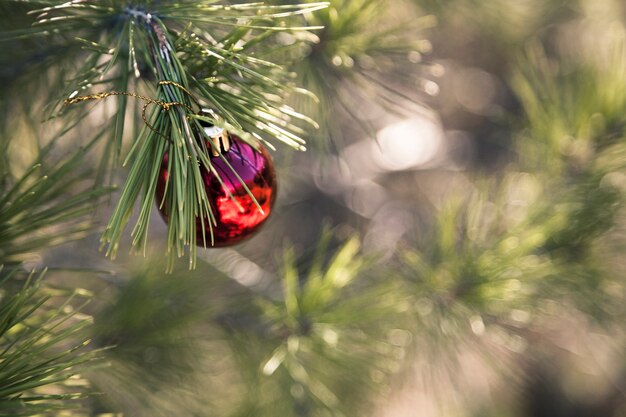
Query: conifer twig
0 1 327 269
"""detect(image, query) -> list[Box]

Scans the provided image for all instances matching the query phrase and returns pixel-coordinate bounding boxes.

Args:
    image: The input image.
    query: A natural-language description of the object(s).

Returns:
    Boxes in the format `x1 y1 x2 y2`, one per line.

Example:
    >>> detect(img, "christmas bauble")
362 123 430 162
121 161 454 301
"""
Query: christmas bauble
156 128 277 247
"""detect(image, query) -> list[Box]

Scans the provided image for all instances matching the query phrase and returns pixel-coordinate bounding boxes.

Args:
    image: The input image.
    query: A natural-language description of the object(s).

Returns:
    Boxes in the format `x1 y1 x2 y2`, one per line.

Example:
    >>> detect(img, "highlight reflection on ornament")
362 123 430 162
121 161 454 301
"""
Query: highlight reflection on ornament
156 129 277 247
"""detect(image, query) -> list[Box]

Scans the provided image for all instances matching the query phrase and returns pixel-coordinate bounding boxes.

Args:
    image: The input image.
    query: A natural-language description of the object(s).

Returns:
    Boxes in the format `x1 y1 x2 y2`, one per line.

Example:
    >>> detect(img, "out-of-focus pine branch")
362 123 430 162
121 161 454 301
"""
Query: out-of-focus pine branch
0 266 99 416
282 0 436 146
220 232 408 417
0 137 112 264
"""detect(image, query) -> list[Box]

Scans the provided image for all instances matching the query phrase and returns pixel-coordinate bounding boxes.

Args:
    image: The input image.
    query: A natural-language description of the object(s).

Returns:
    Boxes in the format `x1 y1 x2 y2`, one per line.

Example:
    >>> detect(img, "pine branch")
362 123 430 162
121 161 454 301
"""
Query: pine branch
282 0 436 146
221 231 406 416
0 138 112 264
0 266 99 416
513 40 626 176
0 1 327 269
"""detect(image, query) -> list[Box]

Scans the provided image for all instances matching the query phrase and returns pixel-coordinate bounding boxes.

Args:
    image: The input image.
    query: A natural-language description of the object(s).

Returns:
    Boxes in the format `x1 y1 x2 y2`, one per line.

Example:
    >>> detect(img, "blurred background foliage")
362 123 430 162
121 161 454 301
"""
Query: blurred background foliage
1 0 626 416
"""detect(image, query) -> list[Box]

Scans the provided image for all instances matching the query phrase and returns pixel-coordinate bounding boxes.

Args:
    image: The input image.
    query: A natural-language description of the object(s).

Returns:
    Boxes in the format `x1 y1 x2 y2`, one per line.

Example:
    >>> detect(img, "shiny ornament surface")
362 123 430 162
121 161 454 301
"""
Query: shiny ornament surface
156 133 276 247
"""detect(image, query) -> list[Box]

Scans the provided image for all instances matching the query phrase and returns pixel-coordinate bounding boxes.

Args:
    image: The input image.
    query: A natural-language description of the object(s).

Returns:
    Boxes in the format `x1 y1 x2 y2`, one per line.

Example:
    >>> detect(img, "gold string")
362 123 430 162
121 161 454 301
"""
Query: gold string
63 81 200 138
158 81 201 107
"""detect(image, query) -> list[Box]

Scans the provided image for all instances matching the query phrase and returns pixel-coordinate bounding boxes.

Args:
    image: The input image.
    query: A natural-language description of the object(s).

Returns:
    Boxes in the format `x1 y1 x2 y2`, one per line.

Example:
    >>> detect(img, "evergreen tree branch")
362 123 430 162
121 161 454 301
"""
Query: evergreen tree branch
0 1 327 268
281 0 436 146
0 266 99 416
0 139 112 264
221 231 406 416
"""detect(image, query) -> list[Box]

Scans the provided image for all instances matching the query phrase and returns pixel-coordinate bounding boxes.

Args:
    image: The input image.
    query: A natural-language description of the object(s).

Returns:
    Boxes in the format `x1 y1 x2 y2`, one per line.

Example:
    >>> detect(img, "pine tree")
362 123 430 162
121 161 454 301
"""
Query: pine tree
1 0 625 416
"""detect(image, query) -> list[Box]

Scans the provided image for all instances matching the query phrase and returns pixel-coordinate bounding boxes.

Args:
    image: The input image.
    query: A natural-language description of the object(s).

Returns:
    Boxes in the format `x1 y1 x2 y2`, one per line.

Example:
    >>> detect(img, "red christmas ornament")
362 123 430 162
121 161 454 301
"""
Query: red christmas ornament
155 125 277 247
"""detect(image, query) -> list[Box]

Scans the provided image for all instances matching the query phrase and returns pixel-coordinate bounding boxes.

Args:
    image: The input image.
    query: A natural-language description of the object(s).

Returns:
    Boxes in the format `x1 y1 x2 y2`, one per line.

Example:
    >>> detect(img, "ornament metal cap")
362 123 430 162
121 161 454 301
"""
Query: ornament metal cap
199 108 231 156
204 125 231 156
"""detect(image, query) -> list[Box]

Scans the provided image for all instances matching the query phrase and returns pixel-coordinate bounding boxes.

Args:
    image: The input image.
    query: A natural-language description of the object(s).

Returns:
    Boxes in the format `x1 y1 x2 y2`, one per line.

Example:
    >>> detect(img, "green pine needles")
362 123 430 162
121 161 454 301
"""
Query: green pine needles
0 1 328 269
287 0 436 144
222 234 407 417
0 140 111 263
0 266 97 416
